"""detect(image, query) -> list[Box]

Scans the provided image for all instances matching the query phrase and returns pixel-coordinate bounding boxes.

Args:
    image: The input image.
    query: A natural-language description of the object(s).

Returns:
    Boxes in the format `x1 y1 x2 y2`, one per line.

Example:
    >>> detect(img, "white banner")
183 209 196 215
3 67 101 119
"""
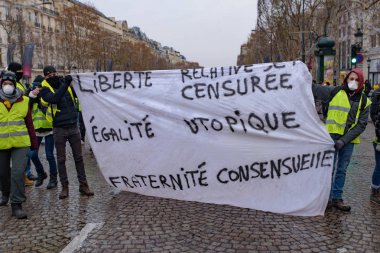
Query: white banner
73 61 334 216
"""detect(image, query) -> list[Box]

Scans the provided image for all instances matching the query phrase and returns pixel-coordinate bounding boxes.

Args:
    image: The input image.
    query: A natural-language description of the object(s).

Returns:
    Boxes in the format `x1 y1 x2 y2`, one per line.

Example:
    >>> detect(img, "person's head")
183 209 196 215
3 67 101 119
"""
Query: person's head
43 65 57 78
1 71 17 95
32 75 44 90
343 68 364 94
7 62 23 82
325 81 331 86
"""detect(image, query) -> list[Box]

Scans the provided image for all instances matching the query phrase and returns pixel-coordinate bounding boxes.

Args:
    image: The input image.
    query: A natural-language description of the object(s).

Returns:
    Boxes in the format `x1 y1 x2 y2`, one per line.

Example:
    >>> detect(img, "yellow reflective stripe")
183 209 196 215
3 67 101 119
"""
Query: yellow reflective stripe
325 120 346 127
328 106 350 112
33 117 47 121
0 121 25 126
0 131 29 138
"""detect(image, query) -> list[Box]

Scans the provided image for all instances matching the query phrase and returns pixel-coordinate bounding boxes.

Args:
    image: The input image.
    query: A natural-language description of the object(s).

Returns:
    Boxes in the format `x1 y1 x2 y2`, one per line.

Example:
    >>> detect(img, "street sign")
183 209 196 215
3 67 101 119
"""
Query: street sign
357 53 363 63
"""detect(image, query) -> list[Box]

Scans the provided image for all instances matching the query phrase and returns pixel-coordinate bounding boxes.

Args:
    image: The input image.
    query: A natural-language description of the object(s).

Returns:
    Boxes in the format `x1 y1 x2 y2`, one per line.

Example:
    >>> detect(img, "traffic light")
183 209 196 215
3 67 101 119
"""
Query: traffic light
351 45 358 65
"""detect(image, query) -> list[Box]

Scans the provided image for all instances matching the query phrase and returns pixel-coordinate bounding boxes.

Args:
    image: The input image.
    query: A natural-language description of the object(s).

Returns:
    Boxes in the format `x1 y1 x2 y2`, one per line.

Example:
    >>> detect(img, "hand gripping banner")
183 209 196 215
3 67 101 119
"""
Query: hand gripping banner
73 61 334 216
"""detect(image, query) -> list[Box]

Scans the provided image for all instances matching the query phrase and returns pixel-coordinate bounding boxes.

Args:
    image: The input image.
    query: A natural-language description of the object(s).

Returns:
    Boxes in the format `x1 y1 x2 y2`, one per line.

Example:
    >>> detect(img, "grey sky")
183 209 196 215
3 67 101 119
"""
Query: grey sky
89 0 258 67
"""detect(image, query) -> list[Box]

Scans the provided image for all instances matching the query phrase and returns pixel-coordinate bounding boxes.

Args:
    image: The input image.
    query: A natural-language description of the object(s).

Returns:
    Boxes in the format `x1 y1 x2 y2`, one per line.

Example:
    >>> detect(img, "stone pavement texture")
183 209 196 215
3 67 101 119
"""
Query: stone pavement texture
0 124 380 253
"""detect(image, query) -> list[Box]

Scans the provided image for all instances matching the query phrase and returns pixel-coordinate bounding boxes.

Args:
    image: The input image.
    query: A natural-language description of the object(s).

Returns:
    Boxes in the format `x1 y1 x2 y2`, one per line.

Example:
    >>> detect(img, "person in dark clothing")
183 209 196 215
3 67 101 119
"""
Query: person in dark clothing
370 88 380 205
364 80 371 97
312 69 371 211
39 66 94 199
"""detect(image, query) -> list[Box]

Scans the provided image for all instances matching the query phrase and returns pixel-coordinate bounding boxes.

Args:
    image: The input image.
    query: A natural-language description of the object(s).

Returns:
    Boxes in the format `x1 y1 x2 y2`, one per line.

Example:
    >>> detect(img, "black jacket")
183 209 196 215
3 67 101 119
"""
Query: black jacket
40 78 78 128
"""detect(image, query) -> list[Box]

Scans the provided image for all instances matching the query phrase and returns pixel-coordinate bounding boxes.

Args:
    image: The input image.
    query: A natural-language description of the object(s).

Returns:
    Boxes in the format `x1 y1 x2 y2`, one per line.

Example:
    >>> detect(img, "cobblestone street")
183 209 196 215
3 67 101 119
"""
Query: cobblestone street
0 124 379 253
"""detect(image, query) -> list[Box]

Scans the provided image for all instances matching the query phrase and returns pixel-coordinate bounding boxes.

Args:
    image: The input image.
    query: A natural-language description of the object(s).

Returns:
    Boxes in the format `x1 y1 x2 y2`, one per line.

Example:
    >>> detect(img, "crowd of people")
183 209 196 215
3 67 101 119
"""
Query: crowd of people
0 63 93 219
1 63 380 219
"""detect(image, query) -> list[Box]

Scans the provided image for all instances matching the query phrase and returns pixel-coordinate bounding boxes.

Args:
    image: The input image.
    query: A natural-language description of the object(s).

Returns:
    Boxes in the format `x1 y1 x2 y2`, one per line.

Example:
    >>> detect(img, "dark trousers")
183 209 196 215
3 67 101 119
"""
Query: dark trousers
53 125 87 184
0 147 29 204
78 111 86 142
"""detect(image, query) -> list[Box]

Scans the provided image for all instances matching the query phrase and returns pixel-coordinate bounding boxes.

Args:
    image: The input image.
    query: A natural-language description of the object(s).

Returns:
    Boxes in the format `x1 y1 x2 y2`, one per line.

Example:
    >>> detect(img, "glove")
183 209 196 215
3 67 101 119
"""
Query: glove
334 140 345 150
65 75 73 86
376 144 380 152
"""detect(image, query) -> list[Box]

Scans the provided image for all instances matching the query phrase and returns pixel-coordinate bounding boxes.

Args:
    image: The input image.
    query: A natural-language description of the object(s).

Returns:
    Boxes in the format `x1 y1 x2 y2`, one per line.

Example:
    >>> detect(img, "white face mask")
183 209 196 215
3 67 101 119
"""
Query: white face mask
348 80 358 91
2 84 15 95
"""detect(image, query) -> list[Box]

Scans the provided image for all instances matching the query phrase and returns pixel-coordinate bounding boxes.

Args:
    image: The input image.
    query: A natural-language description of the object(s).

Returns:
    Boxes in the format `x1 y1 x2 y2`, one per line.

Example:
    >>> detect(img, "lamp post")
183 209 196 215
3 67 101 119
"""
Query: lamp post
367 58 371 84
354 28 363 50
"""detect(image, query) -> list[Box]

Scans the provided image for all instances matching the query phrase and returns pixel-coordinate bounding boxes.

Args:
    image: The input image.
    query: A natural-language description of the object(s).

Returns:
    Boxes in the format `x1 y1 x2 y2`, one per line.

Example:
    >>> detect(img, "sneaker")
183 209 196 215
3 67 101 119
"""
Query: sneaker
35 172 48 187
332 199 351 212
46 180 58 190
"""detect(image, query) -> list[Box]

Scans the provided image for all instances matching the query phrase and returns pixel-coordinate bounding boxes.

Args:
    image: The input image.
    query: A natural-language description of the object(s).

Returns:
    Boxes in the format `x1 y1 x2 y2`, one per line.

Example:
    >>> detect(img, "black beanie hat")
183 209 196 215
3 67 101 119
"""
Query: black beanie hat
7 62 22 73
43 65 57 76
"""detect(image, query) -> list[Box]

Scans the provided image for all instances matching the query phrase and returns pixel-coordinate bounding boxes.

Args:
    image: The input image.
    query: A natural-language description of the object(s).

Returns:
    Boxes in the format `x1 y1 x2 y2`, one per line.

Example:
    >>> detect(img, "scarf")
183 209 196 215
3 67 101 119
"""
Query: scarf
0 87 23 108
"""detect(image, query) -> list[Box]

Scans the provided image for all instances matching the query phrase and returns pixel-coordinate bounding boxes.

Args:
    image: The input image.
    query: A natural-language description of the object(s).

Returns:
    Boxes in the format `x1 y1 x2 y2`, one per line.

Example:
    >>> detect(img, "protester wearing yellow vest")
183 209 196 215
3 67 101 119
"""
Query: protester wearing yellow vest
28 75 58 189
39 66 94 200
8 62 28 94
0 71 38 219
7 62 36 187
313 68 371 212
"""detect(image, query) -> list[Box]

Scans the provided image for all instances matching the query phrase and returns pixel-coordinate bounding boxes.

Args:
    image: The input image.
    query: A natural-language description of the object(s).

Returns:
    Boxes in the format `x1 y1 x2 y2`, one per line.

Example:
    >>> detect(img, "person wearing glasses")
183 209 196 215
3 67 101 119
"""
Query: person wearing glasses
312 69 371 211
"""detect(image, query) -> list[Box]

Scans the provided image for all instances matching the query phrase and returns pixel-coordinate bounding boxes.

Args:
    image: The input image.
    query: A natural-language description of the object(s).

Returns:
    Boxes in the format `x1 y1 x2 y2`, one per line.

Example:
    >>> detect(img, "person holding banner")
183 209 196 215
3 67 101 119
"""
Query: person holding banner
39 66 94 199
370 87 380 205
28 75 58 189
0 71 38 219
312 68 371 211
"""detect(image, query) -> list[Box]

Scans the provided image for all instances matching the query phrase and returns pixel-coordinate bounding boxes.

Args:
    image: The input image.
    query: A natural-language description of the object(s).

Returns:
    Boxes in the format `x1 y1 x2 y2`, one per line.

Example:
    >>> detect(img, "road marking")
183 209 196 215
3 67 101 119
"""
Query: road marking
60 222 104 253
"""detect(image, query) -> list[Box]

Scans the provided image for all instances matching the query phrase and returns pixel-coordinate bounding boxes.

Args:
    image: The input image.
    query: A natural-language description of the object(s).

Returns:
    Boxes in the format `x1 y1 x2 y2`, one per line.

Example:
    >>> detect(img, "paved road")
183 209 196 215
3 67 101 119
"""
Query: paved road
0 124 379 253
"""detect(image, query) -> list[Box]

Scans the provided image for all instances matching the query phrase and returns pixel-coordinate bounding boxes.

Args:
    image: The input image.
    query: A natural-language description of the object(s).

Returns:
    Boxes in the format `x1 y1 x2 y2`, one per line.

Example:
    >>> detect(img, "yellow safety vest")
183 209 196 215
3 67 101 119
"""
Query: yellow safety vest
32 103 52 130
16 81 26 92
0 97 31 149
40 80 77 122
325 90 371 144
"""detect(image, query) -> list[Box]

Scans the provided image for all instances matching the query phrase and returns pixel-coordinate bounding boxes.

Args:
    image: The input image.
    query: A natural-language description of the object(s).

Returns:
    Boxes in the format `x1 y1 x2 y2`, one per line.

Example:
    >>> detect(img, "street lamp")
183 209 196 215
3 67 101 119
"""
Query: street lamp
367 58 371 84
354 28 364 50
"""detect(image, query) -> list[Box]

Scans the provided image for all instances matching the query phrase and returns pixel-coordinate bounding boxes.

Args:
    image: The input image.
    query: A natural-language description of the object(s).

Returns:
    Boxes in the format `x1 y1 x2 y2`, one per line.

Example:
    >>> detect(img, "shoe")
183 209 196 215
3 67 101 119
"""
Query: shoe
59 182 69 199
27 174 38 181
35 172 48 187
24 175 34 187
79 181 94 196
46 178 58 190
0 194 9 206
370 187 380 205
332 199 351 212
11 203 27 219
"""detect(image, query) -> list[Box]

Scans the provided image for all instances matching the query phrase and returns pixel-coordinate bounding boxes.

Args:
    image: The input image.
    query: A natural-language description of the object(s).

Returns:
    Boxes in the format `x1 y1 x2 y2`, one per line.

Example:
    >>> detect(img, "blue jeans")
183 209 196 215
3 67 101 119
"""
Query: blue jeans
330 139 355 200
372 143 380 188
25 150 32 176
29 135 57 178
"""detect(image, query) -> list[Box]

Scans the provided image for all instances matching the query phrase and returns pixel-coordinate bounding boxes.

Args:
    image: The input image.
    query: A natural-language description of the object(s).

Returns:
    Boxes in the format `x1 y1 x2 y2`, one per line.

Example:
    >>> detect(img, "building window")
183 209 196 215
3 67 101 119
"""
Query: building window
371 35 376 48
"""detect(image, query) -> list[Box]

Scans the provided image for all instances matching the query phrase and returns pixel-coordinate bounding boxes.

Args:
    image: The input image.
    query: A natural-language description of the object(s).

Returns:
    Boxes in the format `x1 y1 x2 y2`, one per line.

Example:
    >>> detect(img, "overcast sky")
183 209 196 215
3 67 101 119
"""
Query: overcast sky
89 0 258 67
